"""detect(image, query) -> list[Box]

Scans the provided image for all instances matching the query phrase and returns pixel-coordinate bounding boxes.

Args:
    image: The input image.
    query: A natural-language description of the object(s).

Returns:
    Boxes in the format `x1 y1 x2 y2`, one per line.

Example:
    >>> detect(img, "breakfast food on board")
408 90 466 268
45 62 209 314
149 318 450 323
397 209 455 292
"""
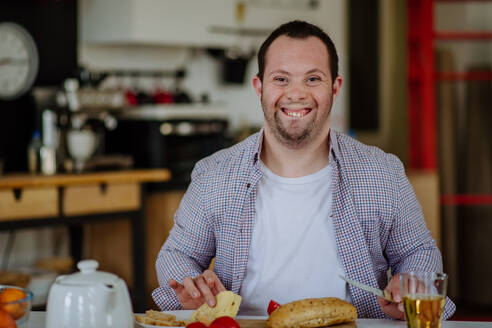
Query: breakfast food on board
191 291 242 325
136 291 241 327
135 310 187 327
266 297 357 328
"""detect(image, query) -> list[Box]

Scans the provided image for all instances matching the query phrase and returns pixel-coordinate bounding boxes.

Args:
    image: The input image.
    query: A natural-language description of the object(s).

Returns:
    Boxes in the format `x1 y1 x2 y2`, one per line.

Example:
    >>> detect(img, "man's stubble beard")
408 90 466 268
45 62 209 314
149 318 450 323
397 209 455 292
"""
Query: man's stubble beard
261 95 332 150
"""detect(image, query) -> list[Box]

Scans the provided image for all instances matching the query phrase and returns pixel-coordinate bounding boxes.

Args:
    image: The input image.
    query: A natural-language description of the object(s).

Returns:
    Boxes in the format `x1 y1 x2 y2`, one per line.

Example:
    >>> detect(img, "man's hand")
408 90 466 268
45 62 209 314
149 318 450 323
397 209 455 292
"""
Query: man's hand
377 274 405 320
168 270 226 310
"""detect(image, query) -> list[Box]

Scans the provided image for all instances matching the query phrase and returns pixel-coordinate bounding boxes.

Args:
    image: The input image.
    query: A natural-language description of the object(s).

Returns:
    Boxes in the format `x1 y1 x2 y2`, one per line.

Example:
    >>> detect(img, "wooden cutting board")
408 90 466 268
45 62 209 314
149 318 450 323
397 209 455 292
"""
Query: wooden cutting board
236 319 266 328
235 319 357 328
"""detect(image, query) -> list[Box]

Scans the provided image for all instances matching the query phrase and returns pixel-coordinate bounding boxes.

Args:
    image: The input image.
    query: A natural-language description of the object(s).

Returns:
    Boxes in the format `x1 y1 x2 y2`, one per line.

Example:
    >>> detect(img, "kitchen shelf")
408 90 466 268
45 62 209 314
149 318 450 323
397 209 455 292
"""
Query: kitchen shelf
436 71 492 80
435 0 492 2
118 104 229 121
441 194 492 205
407 0 435 170
0 169 170 189
409 0 492 310
407 0 492 169
434 31 492 40
407 70 492 82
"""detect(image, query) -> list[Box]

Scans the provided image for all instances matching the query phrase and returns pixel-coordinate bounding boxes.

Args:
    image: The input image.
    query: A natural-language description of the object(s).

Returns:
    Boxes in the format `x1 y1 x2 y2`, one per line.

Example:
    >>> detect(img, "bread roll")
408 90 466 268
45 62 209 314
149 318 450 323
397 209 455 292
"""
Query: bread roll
266 297 357 328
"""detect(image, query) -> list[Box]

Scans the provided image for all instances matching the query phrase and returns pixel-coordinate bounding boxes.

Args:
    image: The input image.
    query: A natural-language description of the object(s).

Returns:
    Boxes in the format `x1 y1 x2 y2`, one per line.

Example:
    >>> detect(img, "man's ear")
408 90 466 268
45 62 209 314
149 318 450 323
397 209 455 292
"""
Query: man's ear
331 76 343 103
252 75 262 98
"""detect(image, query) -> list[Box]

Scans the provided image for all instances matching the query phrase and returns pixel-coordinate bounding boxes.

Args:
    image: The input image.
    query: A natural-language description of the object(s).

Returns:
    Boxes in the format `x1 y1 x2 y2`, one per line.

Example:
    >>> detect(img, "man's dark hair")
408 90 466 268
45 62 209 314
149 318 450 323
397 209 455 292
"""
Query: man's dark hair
257 20 339 82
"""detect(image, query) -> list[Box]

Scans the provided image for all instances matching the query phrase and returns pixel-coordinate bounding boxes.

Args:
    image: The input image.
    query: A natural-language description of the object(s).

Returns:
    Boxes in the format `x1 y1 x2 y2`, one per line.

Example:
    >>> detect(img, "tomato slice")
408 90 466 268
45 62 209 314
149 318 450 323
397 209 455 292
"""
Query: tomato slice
267 300 281 315
186 322 207 328
209 316 240 328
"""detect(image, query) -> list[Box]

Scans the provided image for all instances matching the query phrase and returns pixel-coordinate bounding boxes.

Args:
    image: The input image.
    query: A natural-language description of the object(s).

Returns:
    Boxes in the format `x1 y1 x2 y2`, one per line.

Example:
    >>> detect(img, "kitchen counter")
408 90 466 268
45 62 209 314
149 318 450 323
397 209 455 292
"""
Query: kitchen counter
0 169 171 312
22 312 492 328
0 169 171 188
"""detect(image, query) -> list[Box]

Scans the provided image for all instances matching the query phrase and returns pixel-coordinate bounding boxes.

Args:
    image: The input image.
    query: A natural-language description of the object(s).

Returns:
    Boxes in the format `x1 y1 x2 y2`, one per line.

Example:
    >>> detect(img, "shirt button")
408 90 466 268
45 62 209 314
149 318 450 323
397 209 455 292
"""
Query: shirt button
246 183 251 188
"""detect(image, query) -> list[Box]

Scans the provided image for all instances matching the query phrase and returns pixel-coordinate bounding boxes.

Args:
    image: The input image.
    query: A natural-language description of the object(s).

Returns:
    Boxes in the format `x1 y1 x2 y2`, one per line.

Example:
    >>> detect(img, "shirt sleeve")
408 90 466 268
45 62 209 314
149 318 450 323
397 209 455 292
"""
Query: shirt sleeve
384 155 456 319
152 164 216 310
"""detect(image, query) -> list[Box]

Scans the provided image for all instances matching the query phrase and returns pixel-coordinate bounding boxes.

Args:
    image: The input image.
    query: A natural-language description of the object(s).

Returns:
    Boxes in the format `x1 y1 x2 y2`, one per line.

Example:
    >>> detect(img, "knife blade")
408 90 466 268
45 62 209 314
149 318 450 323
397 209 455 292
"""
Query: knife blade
339 275 393 302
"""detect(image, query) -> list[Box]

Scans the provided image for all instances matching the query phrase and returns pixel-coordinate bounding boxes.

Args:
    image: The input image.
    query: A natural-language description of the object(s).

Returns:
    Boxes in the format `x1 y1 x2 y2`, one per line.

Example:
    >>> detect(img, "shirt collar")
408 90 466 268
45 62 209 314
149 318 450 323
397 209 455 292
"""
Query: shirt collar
329 129 340 160
251 128 340 167
251 128 264 166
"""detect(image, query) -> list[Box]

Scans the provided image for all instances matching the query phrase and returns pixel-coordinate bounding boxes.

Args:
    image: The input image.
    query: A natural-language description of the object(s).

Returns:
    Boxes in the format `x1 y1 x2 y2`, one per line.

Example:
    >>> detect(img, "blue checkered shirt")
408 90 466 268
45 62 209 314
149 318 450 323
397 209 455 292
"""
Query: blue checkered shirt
152 130 456 319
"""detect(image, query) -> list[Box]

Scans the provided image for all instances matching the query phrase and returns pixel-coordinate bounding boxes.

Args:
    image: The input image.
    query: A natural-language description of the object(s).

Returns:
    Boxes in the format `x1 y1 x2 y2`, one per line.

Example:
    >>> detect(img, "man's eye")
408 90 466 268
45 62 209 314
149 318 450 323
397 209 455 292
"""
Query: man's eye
273 77 287 84
307 76 321 83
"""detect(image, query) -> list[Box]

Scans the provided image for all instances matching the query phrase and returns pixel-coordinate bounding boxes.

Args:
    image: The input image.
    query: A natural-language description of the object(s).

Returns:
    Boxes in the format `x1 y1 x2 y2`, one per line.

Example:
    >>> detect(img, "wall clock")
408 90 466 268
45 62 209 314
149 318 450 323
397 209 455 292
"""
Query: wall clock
0 22 39 100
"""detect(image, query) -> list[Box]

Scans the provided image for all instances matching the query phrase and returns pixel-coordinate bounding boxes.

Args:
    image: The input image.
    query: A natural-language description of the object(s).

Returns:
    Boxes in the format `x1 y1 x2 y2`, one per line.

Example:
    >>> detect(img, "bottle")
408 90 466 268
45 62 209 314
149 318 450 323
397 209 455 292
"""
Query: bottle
40 145 57 175
40 110 58 175
27 130 42 174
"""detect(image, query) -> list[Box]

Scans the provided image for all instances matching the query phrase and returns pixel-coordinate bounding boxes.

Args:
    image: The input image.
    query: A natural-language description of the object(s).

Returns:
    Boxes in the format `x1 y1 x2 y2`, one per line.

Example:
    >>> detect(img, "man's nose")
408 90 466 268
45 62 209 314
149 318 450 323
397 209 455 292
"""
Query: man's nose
285 82 308 101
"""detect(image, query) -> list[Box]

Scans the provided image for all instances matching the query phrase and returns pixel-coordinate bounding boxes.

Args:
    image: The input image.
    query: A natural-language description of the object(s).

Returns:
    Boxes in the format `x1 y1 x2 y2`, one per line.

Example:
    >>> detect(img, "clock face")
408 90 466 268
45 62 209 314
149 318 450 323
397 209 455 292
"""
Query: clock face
0 22 39 100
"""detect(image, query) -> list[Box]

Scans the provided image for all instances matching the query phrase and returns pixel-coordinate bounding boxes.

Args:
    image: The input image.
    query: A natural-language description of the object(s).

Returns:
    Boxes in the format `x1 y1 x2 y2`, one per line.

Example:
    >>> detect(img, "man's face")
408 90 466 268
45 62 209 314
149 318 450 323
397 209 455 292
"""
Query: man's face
253 35 342 149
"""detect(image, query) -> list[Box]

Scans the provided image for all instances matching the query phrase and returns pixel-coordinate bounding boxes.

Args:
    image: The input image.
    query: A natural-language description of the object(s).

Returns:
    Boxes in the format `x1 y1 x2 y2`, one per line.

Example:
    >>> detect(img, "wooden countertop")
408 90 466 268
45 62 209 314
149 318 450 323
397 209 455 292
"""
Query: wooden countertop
24 312 492 328
0 169 171 189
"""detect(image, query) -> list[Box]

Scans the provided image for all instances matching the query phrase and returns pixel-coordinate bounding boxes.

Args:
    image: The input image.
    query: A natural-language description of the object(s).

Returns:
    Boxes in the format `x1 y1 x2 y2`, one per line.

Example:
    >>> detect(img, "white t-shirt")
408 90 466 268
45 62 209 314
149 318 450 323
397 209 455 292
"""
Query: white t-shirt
239 161 350 315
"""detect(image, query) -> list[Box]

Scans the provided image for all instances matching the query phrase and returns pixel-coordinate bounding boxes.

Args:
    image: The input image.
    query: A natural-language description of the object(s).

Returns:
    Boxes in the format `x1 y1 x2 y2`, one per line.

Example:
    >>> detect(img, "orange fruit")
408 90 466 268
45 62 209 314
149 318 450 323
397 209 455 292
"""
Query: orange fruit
0 288 27 320
0 309 16 328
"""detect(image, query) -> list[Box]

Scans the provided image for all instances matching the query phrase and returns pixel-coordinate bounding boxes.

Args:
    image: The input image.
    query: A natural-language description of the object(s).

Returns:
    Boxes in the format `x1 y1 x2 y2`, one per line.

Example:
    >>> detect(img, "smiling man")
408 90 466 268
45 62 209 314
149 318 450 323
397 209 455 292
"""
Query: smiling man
152 21 455 320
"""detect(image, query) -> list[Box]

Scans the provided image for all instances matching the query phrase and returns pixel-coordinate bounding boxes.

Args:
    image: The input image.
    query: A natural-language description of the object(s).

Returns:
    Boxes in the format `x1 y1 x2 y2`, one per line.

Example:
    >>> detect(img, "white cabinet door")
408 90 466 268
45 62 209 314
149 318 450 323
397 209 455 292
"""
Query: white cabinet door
80 0 236 47
79 0 322 48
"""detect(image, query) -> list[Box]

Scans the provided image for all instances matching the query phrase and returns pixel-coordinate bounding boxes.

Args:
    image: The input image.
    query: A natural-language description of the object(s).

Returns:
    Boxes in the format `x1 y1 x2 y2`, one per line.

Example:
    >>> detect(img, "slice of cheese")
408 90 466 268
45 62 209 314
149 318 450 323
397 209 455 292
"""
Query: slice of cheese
191 291 242 325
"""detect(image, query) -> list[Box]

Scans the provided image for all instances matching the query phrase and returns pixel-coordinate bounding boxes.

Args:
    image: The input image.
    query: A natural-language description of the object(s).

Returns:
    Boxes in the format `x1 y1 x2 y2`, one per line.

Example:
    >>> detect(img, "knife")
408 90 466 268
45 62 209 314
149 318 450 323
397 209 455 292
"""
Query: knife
339 275 394 302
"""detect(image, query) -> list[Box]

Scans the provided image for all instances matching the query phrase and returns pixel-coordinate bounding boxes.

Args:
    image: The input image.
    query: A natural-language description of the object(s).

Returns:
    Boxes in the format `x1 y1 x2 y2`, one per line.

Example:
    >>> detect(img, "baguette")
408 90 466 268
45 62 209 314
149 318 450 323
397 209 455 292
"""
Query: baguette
266 297 357 328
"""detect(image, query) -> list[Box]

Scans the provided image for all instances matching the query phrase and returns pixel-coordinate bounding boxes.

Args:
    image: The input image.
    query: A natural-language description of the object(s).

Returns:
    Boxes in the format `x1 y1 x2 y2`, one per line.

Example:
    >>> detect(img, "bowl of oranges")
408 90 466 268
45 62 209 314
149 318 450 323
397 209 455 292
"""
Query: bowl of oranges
0 285 33 327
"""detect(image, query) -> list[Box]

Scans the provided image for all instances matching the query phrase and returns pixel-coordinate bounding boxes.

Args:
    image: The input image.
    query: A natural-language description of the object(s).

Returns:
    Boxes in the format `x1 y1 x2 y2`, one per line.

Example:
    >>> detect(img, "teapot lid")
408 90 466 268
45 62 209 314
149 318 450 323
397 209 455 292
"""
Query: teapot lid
57 260 119 286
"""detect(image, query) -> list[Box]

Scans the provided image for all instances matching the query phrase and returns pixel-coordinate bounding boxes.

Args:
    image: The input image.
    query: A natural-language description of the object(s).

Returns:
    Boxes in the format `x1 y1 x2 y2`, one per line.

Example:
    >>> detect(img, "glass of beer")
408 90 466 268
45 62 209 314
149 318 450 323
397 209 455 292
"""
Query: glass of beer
400 272 448 328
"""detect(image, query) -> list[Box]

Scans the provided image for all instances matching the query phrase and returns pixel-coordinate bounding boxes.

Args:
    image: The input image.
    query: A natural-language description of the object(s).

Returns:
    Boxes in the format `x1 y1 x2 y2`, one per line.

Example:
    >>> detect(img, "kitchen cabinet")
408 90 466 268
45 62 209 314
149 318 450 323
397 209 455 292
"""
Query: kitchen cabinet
0 170 171 312
79 0 320 48
80 0 235 47
63 183 140 215
0 187 58 220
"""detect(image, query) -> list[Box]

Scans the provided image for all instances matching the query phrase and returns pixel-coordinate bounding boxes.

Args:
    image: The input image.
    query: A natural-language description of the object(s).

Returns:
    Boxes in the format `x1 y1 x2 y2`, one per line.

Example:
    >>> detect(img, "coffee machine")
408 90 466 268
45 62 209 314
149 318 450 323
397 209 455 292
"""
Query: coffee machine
53 78 131 172
31 78 129 174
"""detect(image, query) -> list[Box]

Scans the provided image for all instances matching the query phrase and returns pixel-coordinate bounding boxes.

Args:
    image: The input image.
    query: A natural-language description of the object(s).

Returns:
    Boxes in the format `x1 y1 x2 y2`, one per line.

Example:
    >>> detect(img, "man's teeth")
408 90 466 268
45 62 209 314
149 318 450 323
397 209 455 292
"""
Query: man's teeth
287 111 304 118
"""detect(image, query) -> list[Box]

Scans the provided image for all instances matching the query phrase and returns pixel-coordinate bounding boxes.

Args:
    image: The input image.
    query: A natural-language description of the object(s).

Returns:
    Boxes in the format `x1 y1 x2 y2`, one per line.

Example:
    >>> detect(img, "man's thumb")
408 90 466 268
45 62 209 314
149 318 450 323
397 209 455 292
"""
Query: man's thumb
169 279 181 291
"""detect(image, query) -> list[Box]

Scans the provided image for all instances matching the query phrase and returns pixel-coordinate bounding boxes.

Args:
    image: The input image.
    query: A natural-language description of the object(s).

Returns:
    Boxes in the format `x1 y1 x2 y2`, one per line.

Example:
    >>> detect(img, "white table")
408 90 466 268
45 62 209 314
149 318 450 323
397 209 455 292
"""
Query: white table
23 312 492 328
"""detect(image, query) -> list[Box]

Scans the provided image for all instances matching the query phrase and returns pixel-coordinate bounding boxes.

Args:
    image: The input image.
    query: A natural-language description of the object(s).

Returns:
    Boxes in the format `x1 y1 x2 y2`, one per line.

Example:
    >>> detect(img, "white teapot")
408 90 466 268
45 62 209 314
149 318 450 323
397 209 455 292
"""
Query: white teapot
46 259 134 328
